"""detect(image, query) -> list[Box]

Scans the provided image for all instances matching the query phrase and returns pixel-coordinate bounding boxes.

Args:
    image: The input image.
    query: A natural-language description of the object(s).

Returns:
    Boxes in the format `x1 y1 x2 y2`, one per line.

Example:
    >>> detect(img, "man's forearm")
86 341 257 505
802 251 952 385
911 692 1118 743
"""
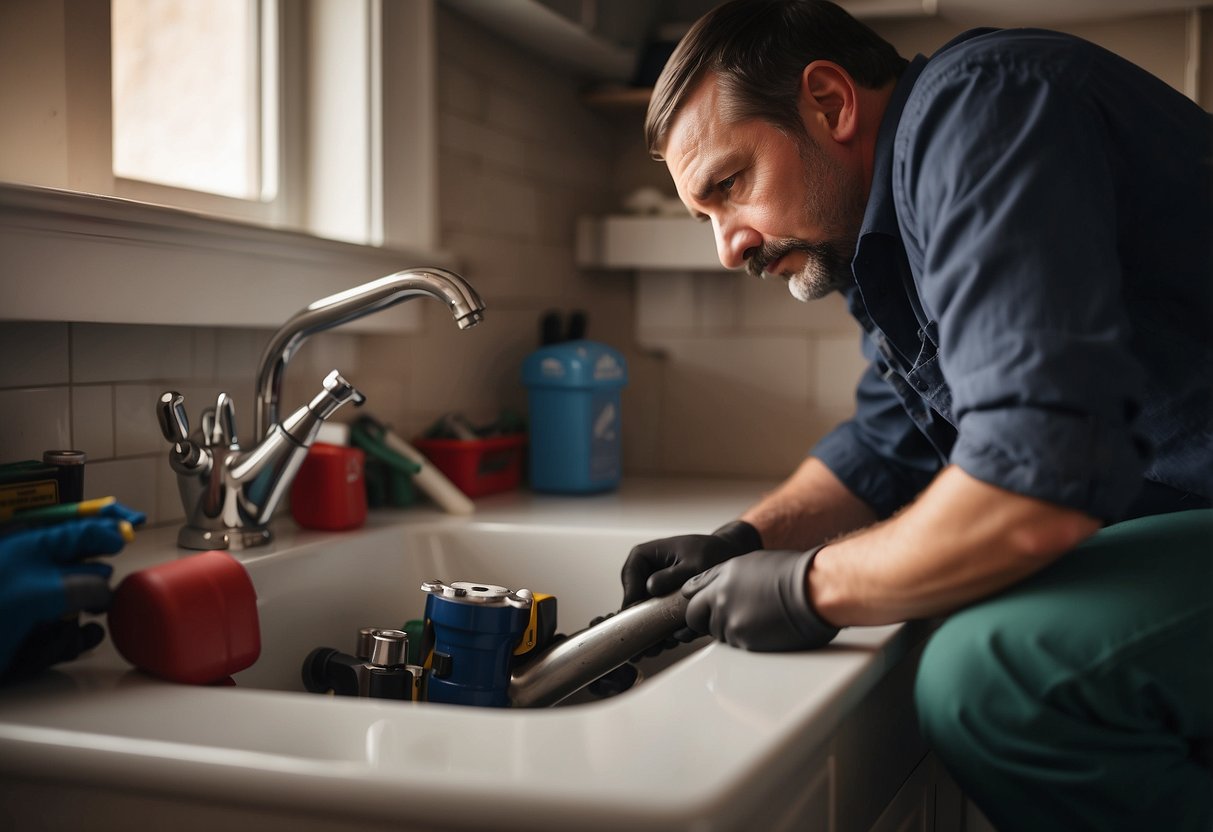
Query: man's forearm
740 456 880 549
808 465 1101 627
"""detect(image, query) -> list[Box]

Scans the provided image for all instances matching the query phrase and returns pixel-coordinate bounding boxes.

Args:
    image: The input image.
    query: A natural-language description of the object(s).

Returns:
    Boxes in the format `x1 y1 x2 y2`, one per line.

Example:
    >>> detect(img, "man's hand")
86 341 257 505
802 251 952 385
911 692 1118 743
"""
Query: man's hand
682 547 839 651
0 503 146 679
620 520 763 609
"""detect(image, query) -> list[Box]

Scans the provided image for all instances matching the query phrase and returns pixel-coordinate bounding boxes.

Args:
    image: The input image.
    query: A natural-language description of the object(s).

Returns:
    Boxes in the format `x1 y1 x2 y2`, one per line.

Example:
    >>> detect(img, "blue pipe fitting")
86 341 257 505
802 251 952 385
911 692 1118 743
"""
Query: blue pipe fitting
421 580 532 707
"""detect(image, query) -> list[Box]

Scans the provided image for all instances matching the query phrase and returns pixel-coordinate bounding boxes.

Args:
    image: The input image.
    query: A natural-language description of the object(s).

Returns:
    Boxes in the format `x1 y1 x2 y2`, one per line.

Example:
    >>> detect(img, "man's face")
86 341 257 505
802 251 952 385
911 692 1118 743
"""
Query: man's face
663 74 866 301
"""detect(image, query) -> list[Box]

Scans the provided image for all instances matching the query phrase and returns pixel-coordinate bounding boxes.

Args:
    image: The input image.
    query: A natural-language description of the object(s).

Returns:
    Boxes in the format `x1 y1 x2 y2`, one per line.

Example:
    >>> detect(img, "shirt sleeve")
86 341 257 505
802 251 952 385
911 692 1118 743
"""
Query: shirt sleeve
812 333 943 518
894 53 1148 520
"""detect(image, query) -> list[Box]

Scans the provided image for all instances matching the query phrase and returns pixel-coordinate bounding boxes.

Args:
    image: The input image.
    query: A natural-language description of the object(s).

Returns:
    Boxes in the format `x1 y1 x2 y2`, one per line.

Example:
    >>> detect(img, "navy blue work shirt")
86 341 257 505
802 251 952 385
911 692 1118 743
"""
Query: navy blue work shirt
812 28 1213 522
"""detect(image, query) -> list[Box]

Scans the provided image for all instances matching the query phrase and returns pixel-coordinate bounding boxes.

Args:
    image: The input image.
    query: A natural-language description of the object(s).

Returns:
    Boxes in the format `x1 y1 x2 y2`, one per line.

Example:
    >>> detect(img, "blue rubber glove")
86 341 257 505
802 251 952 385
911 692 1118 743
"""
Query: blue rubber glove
0 511 142 678
94 501 147 527
681 547 839 652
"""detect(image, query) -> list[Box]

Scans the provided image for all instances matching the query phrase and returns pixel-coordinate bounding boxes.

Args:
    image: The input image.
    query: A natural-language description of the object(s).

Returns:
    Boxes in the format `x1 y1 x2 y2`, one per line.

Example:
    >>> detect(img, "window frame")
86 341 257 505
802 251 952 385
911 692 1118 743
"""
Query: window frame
0 0 443 329
108 0 286 217
62 0 298 228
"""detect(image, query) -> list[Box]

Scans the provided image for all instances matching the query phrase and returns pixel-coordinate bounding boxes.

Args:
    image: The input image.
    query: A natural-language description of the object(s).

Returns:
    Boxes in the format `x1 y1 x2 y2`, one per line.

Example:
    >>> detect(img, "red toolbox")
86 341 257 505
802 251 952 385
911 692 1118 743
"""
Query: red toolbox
412 435 526 498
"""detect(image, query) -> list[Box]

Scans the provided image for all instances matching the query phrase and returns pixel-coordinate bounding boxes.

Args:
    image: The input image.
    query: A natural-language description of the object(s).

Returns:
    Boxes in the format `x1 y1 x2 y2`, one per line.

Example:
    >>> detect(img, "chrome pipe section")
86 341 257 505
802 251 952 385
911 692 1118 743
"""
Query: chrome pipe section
508 591 690 708
253 267 486 440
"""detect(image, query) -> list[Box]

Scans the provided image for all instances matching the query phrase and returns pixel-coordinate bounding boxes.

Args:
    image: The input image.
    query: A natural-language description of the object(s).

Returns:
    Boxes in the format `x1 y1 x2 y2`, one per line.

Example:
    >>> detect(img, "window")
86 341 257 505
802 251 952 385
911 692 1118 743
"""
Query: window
103 0 290 228
0 0 439 327
111 0 276 202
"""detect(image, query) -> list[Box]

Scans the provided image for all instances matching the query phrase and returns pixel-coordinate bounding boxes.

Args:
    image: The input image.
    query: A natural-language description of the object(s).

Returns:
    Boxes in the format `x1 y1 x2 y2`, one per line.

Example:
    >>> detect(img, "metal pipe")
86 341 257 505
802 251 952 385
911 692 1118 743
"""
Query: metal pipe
508 591 690 708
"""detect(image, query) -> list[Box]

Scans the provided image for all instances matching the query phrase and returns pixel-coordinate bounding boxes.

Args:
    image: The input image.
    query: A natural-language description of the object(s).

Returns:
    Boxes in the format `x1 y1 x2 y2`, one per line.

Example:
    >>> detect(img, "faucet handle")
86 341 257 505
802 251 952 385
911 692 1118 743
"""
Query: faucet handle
322 369 367 407
200 408 217 447
214 392 239 448
279 370 368 446
158 392 191 443
157 391 209 473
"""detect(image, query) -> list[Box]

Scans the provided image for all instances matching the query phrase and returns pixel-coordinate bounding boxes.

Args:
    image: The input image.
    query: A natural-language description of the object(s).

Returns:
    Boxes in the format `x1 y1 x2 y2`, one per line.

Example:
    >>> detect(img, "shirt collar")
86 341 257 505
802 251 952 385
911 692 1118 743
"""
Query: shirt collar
858 54 929 240
858 29 1000 240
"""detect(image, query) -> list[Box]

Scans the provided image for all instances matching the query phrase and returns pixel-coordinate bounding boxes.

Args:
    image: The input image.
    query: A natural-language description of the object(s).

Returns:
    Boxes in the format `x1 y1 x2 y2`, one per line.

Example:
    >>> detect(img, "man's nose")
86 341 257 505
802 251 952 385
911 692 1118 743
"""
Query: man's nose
713 216 762 270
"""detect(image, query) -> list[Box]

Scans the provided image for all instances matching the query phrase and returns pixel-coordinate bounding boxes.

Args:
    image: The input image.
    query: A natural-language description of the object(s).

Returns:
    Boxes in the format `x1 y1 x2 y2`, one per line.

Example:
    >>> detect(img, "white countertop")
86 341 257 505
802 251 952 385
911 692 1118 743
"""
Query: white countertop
0 477 924 831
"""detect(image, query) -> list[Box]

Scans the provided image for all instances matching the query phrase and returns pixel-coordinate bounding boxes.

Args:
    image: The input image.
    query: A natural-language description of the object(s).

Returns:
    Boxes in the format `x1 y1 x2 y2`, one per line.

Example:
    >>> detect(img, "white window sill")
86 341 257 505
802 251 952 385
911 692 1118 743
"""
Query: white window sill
0 184 454 331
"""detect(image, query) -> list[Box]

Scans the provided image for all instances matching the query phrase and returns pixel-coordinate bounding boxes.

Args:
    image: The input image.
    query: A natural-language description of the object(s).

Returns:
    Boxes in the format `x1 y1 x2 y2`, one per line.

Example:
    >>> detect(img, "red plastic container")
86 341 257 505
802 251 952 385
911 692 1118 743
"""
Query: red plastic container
290 442 367 530
412 435 526 498
108 550 261 685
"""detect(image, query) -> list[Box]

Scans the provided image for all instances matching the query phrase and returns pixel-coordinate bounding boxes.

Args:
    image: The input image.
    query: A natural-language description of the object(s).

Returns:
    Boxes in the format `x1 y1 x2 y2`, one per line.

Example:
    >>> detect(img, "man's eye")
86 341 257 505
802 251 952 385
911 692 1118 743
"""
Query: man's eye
719 175 737 192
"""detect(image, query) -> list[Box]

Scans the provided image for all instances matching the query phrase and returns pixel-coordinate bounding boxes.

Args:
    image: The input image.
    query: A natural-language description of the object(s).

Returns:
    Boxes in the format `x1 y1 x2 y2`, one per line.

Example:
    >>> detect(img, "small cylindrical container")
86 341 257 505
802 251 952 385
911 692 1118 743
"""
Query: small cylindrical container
521 340 628 494
43 450 86 503
290 442 367 531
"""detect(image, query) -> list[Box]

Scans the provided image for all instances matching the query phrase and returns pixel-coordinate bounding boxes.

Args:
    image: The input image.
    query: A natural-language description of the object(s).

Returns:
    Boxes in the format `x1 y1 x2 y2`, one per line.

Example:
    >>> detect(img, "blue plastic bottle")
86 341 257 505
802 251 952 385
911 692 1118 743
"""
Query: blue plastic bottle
521 340 628 494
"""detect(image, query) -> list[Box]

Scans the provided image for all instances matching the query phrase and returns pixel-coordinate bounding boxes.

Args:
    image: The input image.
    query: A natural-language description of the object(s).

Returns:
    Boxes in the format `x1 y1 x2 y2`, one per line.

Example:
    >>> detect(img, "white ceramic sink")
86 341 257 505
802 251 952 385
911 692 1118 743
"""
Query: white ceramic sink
0 483 923 831
236 519 700 697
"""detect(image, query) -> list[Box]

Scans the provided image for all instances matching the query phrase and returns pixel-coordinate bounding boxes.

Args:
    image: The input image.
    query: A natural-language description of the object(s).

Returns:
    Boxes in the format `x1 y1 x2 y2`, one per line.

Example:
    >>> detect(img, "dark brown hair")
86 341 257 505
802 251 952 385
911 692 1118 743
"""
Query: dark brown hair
645 0 907 158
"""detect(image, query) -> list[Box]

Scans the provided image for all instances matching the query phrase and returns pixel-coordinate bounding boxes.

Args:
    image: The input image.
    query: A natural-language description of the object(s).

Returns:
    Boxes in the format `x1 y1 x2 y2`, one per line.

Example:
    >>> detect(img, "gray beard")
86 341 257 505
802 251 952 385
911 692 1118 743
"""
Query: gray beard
768 130 864 302
746 237 855 301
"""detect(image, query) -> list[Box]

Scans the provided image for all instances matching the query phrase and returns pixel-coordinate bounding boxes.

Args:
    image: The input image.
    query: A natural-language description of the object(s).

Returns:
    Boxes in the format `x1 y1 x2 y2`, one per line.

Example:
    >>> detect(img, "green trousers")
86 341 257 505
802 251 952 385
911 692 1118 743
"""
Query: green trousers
915 510 1213 831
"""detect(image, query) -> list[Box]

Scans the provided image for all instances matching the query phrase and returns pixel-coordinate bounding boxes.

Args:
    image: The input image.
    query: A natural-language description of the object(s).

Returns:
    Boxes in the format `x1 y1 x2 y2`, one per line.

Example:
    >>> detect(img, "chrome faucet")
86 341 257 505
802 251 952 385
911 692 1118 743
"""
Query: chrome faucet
157 371 367 550
157 267 486 550
254 267 485 442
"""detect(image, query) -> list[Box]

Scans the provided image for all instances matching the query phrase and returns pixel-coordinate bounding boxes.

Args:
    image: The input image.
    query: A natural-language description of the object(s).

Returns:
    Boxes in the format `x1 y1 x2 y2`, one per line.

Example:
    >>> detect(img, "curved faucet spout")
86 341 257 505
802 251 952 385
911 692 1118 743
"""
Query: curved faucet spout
254 267 486 441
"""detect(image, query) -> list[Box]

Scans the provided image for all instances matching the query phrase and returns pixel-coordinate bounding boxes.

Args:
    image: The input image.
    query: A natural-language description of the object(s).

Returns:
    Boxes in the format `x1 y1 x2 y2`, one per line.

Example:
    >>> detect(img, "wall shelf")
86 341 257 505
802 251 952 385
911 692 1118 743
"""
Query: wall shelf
575 215 727 272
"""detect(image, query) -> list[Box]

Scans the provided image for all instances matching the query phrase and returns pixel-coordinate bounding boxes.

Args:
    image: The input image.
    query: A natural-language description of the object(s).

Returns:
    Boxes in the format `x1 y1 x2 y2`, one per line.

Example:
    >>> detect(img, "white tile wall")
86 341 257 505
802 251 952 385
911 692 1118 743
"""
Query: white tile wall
72 323 196 384
85 456 159 519
0 322 251 525
70 385 113 459
636 271 697 333
0 386 71 460
113 384 165 457
696 273 740 330
631 268 864 478
0 322 69 386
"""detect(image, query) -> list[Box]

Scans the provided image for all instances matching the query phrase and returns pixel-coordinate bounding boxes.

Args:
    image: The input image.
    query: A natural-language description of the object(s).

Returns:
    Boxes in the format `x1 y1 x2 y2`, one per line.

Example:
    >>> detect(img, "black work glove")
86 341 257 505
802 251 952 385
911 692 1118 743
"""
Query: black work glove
1 618 107 683
620 520 763 610
682 546 839 652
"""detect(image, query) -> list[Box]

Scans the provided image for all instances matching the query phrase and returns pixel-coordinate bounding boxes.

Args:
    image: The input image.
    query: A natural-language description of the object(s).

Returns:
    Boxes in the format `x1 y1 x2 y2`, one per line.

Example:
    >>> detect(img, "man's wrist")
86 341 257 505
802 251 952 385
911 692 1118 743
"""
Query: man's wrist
801 544 842 631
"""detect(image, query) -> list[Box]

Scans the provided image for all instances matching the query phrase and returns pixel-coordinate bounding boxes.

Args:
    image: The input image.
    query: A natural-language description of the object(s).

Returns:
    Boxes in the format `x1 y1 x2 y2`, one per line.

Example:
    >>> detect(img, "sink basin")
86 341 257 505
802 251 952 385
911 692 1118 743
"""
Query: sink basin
0 483 925 832
236 518 701 699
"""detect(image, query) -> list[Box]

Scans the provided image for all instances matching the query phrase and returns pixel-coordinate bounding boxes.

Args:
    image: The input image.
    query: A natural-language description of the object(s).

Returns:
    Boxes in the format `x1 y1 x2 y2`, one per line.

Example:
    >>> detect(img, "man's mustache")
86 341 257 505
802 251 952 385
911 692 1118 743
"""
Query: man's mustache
746 239 819 279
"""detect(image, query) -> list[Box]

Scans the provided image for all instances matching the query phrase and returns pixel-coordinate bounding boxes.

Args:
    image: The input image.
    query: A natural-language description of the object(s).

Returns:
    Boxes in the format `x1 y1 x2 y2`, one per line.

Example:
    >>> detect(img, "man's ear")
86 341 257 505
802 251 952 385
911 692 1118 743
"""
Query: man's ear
799 61 858 143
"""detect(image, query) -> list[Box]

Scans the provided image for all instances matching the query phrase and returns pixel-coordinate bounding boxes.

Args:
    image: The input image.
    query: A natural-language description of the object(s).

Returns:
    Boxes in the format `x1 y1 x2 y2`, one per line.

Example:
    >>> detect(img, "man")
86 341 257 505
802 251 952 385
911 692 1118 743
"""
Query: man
620 1 1213 829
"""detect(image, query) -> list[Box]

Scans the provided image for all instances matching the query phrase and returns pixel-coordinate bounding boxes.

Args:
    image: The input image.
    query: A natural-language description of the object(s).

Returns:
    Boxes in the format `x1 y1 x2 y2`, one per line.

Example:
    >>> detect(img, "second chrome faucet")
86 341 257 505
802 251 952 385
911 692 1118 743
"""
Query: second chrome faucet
157 267 486 550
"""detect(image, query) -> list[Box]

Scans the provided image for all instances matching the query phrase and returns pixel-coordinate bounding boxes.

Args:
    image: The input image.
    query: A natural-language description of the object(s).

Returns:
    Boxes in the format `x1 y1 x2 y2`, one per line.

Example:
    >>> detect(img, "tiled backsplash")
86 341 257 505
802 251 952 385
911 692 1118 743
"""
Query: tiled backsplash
0 322 254 525
631 273 867 478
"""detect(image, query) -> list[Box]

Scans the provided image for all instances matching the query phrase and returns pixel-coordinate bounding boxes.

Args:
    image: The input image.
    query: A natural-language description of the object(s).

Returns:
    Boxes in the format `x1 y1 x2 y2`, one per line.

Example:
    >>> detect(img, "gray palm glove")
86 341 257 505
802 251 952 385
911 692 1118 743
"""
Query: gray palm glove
682 546 839 652
620 520 763 609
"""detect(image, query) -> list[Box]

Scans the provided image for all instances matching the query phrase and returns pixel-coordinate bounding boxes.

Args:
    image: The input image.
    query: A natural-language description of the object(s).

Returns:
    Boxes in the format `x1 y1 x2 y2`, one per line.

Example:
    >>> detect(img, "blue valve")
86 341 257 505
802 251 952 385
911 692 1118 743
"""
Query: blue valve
420 580 532 707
